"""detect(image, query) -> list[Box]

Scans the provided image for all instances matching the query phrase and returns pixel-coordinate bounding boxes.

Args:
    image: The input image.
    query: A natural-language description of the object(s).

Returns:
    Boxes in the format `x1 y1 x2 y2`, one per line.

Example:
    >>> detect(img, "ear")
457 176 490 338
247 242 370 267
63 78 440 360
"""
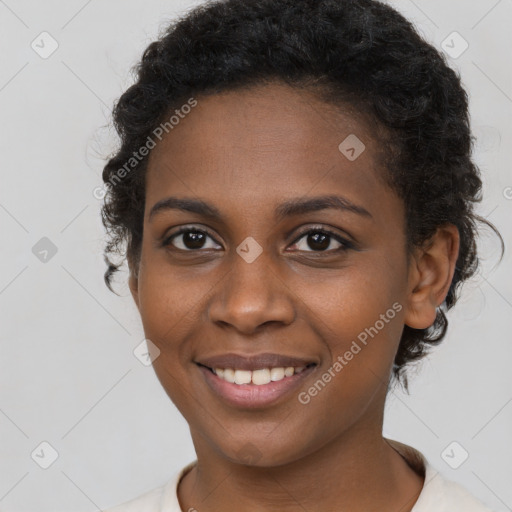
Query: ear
128 257 140 310
404 224 460 329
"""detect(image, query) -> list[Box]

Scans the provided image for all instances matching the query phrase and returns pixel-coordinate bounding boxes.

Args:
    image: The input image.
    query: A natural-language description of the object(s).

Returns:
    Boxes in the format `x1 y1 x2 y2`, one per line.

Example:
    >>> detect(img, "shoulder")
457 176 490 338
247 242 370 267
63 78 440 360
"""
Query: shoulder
385 438 496 512
102 484 165 512
415 466 495 512
434 474 495 511
103 461 197 512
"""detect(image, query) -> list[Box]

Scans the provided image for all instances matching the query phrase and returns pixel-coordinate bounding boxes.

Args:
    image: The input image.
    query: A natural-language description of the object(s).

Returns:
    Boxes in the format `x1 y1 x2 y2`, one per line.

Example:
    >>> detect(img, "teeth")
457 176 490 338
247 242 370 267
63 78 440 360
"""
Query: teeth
212 366 309 385
270 367 284 381
234 370 252 385
223 368 235 383
252 368 271 385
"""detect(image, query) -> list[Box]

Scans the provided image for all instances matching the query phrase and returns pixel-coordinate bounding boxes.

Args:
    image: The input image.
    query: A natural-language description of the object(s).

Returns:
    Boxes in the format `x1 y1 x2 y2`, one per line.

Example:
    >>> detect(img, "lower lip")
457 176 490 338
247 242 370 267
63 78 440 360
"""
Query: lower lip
197 364 317 409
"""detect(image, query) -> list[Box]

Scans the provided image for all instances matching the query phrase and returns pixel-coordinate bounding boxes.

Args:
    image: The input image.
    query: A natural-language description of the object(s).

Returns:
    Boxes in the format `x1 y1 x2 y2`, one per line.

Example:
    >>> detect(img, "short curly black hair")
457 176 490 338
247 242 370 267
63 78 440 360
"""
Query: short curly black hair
101 0 502 389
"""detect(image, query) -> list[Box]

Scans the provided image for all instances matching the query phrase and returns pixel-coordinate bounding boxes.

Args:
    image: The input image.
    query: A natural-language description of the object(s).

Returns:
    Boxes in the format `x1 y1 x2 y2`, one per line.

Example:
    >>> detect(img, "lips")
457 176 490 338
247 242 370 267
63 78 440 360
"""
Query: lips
195 352 318 372
194 352 319 408
197 362 317 408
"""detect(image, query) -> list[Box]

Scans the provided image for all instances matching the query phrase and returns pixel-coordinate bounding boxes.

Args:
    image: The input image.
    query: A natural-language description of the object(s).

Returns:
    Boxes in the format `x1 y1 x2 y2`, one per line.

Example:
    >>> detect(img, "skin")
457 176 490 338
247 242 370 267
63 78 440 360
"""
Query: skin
128 82 460 512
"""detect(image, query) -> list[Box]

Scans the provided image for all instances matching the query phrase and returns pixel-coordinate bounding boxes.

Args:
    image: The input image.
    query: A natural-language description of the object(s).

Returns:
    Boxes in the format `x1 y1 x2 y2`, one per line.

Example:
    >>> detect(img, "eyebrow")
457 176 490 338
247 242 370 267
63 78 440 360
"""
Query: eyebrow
148 194 372 222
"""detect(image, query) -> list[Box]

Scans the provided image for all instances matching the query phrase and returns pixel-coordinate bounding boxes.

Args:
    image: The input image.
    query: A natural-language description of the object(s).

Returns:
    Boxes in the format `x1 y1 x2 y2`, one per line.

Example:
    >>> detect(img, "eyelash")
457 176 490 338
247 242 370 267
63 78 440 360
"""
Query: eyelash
162 225 354 254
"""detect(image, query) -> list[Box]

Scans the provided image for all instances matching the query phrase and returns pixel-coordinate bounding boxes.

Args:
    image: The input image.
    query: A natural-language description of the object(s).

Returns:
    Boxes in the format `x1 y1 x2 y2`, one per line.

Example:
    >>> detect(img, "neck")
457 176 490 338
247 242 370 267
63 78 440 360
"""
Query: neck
178 422 424 512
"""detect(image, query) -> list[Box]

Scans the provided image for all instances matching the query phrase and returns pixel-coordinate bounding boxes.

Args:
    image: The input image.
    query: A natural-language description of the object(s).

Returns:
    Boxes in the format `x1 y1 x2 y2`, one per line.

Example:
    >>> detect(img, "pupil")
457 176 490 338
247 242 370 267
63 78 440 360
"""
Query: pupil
308 232 329 251
181 232 331 251
184 231 205 249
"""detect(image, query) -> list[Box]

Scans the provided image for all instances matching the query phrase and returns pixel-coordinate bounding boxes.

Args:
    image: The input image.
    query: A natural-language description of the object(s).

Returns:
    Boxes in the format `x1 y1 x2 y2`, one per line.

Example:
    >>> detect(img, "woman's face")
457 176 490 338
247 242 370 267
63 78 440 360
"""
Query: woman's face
131 82 413 466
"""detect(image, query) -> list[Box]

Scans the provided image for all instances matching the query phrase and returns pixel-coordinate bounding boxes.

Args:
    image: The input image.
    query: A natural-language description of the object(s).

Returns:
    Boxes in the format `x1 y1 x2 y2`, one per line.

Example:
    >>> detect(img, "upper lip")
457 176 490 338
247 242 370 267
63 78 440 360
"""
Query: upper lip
195 352 318 371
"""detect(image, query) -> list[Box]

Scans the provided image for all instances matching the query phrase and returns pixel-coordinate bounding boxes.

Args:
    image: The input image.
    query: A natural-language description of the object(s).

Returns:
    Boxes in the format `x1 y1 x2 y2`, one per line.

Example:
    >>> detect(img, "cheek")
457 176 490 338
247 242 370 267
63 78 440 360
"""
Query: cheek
299 264 405 391
136 252 220 396
304 262 404 339
294 303 403 441
136 261 192 386
137 249 202 337
136 264 200 412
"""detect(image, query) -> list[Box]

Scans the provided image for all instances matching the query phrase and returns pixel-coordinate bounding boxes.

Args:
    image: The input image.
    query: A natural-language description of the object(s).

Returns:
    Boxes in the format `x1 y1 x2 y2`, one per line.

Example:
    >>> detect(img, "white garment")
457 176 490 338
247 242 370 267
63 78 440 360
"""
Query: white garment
103 438 495 511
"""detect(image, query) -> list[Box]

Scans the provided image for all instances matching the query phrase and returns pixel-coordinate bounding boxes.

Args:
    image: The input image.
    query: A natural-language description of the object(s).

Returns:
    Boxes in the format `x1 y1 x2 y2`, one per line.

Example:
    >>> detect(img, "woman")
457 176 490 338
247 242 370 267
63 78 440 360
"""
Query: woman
100 0 501 510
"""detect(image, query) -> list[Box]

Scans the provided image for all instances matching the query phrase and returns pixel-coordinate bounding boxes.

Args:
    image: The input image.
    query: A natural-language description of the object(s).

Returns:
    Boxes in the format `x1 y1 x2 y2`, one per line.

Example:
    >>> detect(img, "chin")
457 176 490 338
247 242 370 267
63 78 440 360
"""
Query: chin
211 433 316 469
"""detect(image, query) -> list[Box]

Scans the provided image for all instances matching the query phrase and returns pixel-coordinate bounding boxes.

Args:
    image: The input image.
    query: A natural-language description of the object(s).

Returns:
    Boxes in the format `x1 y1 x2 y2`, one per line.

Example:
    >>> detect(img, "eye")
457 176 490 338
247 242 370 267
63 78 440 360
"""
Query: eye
289 227 353 253
163 226 222 251
162 225 354 254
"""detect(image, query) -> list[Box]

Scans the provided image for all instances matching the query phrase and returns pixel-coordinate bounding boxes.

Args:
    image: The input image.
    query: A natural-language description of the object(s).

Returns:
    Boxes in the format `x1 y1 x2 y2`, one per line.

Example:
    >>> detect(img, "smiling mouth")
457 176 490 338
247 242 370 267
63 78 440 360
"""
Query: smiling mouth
196 359 318 409
197 363 317 385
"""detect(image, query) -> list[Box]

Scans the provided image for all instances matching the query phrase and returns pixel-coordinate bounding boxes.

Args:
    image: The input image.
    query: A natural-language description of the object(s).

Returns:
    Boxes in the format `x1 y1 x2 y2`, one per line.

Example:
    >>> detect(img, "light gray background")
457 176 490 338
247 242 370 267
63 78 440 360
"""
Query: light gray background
0 0 511 511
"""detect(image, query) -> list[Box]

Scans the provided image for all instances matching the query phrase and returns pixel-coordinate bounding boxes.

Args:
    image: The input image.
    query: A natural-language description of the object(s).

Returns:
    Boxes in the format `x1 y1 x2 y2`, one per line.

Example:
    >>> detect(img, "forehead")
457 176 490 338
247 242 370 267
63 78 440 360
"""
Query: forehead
145 83 392 218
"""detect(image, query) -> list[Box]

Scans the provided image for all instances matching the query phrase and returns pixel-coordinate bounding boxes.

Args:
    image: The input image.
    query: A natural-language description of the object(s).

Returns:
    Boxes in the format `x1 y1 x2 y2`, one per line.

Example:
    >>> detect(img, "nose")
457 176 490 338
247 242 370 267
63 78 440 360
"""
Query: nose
207 249 296 334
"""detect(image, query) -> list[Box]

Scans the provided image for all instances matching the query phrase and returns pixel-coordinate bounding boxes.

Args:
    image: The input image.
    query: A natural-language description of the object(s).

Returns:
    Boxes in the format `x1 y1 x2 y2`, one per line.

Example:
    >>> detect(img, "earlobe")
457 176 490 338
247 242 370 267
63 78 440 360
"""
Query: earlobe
404 224 460 330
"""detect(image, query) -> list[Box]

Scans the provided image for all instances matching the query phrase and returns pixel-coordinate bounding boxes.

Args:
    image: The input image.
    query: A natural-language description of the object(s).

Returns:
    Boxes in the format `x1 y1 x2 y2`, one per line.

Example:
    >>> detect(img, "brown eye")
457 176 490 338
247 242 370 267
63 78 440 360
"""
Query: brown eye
163 228 221 251
289 228 353 253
